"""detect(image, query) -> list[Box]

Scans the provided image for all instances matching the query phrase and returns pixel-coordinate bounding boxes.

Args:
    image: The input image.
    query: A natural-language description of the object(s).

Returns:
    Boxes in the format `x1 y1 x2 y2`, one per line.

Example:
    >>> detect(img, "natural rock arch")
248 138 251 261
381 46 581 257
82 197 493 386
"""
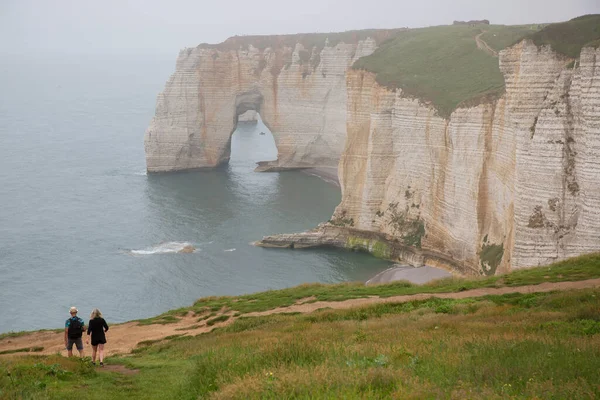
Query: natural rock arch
233 90 264 126
222 89 276 165
145 37 379 173
228 90 279 168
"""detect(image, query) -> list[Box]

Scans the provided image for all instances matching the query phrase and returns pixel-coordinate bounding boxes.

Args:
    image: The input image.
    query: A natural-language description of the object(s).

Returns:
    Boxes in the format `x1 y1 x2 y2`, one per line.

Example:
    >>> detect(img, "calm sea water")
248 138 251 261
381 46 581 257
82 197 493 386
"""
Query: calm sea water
0 53 390 333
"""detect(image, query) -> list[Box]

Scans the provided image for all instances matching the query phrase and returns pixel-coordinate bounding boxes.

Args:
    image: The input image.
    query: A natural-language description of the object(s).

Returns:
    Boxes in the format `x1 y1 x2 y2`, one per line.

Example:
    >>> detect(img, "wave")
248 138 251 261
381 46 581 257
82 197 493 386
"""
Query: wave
130 241 196 255
224 248 236 252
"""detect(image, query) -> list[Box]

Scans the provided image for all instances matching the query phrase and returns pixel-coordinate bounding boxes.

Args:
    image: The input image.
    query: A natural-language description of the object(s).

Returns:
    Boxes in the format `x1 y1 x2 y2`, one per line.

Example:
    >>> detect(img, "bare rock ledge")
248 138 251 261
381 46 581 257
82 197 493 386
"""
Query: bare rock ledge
255 224 464 275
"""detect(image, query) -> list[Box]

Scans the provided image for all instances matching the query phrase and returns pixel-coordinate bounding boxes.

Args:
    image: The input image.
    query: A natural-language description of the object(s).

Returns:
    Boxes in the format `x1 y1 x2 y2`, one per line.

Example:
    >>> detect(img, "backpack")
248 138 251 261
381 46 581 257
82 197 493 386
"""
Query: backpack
68 317 83 339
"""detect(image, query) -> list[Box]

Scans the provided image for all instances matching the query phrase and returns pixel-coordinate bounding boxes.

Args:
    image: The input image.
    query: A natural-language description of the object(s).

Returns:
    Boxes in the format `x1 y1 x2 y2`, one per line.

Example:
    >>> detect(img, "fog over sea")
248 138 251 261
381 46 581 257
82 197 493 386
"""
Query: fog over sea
0 53 391 333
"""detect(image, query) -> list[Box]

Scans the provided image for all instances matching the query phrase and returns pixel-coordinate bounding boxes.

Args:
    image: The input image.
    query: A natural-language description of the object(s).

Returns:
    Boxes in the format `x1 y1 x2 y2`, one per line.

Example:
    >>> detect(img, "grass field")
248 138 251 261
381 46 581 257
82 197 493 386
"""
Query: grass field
131 253 600 322
0 329 61 342
1 288 599 399
352 24 534 118
352 15 600 118
479 24 542 51
524 14 600 58
1 254 600 399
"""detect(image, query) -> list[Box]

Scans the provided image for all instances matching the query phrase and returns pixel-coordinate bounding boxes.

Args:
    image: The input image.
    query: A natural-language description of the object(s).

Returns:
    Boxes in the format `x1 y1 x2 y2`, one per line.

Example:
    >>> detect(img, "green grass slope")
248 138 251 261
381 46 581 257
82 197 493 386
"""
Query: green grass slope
524 14 600 58
1 254 600 399
352 24 535 117
2 289 600 399
143 252 600 320
352 15 600 117
480 24 543 51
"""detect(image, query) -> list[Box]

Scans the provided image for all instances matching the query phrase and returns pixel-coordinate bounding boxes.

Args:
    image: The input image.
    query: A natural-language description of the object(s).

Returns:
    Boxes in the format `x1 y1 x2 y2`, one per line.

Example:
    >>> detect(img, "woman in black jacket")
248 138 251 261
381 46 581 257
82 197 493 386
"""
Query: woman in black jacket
86 308 109 366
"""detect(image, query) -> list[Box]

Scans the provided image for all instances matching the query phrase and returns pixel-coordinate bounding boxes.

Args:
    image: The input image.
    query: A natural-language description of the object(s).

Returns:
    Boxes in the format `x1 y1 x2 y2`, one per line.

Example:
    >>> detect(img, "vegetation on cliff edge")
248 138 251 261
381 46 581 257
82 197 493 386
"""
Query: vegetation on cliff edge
353 15 600 117
524 14 600 58
2 254 600 398
3 287 600 398
197 29 403 51
109 253 600 324
352 24 534 118
480 24 545 51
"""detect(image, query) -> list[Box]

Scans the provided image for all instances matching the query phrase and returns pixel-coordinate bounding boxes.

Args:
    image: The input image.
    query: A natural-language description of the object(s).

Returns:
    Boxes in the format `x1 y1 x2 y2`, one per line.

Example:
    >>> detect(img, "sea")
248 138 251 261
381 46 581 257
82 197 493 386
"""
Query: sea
0 52 391 333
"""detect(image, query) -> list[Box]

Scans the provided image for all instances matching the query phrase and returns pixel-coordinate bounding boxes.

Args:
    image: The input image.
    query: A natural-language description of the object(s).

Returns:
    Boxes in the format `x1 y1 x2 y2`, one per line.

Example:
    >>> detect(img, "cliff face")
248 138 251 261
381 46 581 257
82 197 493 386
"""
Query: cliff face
144 35 382 172
147 32 600 275
332 41 600 274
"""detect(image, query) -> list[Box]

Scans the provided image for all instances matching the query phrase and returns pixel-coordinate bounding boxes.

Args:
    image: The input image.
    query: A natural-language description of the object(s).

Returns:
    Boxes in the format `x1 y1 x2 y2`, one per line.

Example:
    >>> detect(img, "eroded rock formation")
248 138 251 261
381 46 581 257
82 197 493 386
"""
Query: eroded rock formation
144 32 398 172
147 32 600 275
259 42 600 275
318 41 600 275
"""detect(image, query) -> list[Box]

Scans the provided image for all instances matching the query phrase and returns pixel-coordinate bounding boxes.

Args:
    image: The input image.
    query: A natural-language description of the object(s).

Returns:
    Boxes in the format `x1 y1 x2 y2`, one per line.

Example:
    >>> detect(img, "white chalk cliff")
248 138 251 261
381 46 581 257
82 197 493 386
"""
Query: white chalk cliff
146 34 600 276
326 42 600 275
144 33 389 172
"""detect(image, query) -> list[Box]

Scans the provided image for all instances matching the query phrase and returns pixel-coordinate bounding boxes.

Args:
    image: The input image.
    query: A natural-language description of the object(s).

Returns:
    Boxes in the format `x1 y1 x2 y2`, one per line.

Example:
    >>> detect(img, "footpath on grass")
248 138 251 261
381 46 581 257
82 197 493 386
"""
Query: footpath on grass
1 277 599 358
475 31 499 57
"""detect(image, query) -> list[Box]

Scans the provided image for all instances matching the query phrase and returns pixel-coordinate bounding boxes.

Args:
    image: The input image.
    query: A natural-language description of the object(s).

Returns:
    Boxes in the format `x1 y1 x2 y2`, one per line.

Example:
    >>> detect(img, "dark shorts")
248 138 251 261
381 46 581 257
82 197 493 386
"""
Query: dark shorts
91 338 106 346
66 337 83 351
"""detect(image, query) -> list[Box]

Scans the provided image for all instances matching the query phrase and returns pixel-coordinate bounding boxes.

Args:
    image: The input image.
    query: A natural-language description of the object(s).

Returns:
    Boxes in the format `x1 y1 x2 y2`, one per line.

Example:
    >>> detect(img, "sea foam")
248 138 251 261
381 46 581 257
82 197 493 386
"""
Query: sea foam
130 241 196 255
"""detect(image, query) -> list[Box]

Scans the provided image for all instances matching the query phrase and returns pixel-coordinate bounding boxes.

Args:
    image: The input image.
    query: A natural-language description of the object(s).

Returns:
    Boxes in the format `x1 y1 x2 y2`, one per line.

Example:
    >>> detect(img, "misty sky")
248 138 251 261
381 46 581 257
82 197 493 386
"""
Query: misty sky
1 0 598 55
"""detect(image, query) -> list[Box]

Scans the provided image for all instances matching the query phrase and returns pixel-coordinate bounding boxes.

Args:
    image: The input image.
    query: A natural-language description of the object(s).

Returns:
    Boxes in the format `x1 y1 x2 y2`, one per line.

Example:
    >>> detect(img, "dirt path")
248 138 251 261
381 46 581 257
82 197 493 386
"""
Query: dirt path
2 278 599 358
0 312 236 358
475 32 498 57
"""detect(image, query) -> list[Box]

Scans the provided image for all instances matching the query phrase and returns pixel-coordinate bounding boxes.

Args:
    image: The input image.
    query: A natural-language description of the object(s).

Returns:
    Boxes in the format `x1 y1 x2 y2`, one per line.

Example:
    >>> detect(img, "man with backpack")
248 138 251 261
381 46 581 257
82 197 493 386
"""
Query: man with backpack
64 306 85 357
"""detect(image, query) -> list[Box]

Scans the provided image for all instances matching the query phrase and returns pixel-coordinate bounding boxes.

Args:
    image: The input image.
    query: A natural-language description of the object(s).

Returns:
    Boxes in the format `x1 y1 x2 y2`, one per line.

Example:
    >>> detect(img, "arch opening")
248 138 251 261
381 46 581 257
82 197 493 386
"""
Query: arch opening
227 90 278 172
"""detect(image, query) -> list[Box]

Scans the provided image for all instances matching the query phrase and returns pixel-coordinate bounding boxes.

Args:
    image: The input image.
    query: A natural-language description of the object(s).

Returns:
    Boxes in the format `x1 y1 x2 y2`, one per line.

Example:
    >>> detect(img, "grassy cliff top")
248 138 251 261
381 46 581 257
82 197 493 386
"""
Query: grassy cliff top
194 16 599 118
197 29 404 51
480 24 547 51
352 24 538 117
352 15 600 117
524 14 600 58
2 254 600 398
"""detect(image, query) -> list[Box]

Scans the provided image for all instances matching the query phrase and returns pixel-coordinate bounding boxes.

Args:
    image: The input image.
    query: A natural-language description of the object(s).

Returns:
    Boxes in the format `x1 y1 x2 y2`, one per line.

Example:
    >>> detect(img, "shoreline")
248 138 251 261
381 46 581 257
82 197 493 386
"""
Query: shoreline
253 163 340 187
301 166 340 187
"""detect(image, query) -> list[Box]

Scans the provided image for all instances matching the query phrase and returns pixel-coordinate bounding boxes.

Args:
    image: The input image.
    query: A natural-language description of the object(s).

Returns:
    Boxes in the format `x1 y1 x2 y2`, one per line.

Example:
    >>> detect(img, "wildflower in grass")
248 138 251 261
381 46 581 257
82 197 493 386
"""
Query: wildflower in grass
264 371 276 390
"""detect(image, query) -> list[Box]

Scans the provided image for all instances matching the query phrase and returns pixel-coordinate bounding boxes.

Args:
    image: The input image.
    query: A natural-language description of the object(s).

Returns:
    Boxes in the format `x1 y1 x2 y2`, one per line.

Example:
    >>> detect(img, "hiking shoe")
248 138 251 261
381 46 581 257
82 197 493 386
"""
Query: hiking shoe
100 362 104 367
92 362 96 366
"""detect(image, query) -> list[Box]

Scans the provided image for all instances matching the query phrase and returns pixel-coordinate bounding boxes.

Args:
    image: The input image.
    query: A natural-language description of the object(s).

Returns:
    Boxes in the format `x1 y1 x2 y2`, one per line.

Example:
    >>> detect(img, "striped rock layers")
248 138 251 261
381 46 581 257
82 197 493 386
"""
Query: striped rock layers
147 36 600 275
333 42 600 274
144 37 379 172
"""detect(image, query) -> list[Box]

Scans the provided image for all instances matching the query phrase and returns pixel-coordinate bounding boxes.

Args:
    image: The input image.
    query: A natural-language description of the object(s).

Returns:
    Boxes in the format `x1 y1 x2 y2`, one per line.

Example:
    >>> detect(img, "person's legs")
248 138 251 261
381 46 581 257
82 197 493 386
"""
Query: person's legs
75 338 84 357
91 345 97 363
66 339 74 357
98 343 105 365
